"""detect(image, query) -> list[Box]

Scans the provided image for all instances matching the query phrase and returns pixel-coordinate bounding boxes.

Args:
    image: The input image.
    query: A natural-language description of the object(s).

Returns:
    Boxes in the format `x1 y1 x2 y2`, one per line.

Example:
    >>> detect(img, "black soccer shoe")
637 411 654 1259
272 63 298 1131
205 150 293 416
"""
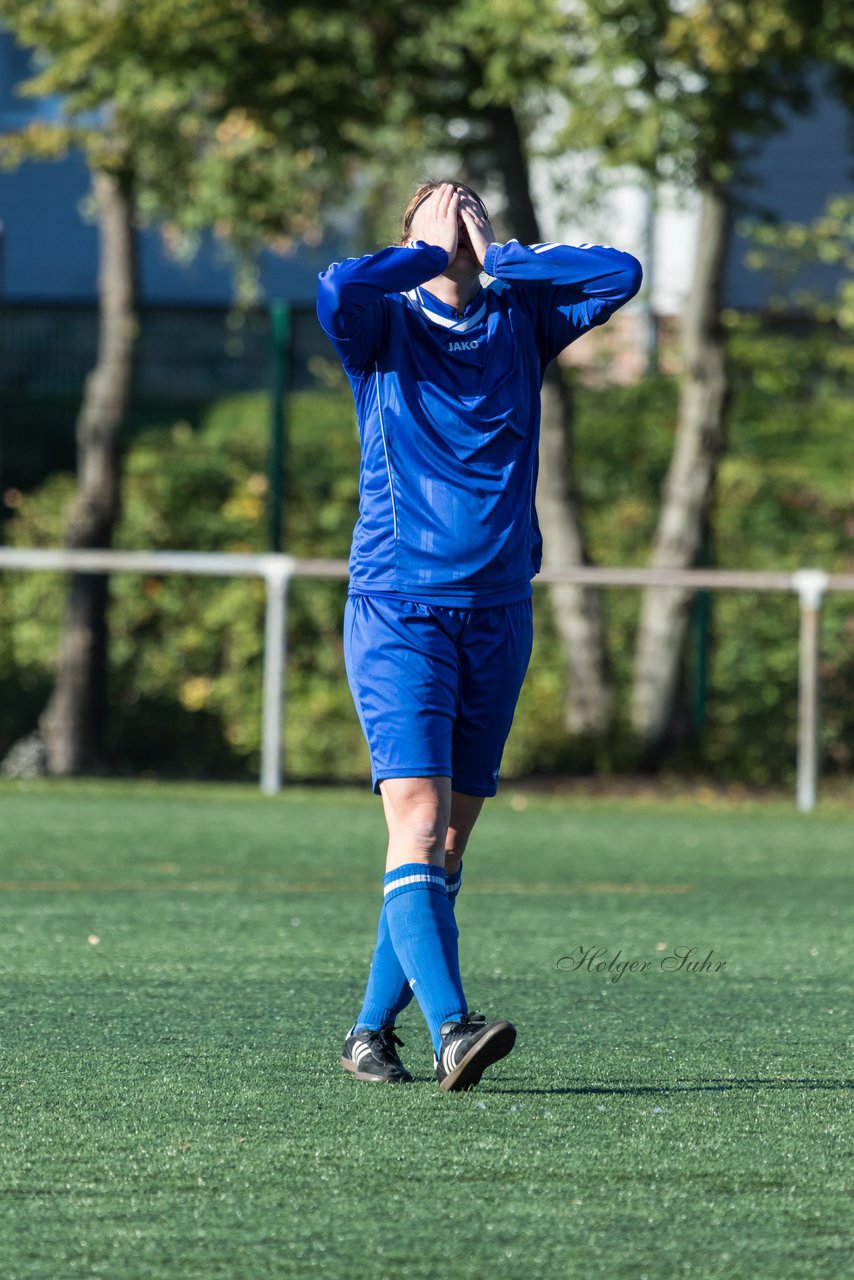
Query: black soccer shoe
434 1011 516 1092
341 1023 413 1084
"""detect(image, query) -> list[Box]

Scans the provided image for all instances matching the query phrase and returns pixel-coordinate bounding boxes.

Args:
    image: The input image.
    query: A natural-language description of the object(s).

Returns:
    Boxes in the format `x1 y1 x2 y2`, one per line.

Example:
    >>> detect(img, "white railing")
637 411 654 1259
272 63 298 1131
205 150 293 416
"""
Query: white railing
2 547 853 810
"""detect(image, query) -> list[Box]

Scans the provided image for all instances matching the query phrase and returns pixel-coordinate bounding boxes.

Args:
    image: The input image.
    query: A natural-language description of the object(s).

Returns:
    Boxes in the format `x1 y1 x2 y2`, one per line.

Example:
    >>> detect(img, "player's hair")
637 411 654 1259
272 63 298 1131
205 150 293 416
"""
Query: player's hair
400 181 490 243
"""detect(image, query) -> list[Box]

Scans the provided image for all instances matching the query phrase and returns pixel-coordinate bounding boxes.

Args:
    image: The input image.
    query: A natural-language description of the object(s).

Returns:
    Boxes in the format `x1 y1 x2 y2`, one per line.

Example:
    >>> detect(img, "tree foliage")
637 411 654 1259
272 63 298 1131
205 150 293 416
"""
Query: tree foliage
745 194 854 327
0 0 414 269
554 0 853 185
3 375 853 785
2 0 852 770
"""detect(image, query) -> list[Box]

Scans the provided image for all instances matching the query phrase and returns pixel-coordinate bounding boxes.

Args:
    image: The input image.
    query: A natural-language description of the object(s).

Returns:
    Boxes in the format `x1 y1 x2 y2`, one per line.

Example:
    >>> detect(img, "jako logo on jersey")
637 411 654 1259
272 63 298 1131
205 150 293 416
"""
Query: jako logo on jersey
449 339 481 351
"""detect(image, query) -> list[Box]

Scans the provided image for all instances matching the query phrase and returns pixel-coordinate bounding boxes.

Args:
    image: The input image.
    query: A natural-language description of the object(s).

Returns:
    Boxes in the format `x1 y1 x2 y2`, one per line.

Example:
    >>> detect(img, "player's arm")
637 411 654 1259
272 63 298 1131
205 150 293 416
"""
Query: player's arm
317 243 451 371
484 239 642 362
482 239 642 309
459 201 641 359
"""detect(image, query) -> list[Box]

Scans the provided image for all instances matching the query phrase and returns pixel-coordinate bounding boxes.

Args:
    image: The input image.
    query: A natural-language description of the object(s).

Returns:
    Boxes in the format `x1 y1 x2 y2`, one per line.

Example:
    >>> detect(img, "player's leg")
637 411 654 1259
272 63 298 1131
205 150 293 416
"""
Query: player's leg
428 601 534 1090
349 785 474 1051
380 774 450 872
341 598 466 1079
446 791 484 870
375 774 470 1055
381 771 516 1092
342 596 519 1088
443 790 485 910
345 773 470 1076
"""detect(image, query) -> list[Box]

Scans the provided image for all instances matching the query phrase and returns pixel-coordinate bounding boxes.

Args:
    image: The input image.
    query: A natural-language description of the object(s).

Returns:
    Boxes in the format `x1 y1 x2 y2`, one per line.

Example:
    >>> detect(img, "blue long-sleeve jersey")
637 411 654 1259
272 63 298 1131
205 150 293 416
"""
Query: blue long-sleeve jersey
317 237 642 605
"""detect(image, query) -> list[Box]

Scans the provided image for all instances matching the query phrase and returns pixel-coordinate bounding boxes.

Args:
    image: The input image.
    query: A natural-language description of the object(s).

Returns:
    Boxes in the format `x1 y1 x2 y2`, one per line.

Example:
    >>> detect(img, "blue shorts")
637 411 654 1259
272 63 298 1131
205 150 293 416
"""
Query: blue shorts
343 594 534 797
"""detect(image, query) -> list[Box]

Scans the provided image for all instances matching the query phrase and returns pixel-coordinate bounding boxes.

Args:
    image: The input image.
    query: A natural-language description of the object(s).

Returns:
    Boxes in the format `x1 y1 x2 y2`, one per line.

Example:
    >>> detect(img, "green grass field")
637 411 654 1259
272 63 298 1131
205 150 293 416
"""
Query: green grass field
1 782 852 1279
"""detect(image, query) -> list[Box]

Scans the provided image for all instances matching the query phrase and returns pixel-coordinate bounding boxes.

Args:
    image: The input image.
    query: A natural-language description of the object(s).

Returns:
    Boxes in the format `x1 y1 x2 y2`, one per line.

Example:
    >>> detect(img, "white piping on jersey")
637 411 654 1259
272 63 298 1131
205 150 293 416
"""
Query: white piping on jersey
532 240 614 251
405 287 486 333
373 364 398 540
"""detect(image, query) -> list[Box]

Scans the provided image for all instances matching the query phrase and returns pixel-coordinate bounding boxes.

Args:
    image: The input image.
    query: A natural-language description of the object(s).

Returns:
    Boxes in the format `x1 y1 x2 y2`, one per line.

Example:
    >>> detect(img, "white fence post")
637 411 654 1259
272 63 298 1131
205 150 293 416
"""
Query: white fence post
792 570 828 814
260 555 294 796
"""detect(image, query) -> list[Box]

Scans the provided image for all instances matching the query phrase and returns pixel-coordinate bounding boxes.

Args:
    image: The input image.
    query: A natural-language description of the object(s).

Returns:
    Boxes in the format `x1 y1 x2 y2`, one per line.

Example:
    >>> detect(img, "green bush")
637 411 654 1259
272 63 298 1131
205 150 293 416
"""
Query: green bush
0 395 364 779
1 349 853 785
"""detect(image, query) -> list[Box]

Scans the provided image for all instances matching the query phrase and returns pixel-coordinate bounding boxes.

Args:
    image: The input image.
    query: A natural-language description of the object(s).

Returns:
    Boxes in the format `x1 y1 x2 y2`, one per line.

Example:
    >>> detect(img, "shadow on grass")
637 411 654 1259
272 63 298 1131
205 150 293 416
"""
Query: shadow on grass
478 1077 854 1096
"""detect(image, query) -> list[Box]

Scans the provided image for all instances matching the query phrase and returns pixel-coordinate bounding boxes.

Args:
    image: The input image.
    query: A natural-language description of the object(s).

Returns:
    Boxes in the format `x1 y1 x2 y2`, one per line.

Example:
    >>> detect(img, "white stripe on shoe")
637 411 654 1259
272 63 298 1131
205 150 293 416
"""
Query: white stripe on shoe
443 1035 467 1073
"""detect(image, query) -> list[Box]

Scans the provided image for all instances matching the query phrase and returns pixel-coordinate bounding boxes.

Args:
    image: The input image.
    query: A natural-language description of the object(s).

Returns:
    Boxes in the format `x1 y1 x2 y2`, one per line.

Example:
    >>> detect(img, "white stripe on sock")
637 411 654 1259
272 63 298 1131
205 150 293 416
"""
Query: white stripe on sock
383 871 445 896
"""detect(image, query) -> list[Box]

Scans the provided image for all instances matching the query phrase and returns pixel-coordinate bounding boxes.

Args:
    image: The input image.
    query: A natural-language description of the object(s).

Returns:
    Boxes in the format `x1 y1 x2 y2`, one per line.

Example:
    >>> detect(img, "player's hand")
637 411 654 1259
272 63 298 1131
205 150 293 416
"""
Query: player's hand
459 196 495 268
406 183 459 262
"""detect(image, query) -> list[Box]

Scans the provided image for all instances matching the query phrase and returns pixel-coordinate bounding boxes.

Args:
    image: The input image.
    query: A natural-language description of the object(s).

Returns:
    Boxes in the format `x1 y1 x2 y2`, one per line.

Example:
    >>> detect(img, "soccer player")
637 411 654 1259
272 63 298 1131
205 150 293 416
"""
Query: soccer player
317 182 641 1090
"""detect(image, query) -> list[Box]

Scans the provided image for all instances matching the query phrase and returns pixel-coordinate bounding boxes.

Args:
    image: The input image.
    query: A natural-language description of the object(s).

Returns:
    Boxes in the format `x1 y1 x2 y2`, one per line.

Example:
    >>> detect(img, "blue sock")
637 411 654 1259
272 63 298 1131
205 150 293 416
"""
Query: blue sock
355 862 463 1032
382 863 467 1053
354 902 413 1031
445 860 463 913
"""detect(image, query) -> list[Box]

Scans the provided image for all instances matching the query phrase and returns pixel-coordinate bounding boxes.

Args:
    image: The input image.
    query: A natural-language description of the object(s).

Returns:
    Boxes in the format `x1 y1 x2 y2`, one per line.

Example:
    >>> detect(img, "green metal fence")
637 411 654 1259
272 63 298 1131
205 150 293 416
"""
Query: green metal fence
0 301 324 495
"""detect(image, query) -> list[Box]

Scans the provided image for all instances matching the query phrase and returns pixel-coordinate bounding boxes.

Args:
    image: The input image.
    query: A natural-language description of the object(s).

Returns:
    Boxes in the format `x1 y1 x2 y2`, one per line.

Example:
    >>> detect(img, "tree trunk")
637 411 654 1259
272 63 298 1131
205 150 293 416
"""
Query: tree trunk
41 167 138 774
487 105 614 735
630 180 731 748
538 368 614 734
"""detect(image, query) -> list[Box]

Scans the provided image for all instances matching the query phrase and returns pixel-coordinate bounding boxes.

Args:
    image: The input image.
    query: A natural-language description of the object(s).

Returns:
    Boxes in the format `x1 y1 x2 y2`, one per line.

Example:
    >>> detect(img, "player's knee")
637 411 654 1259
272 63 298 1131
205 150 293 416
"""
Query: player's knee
405 814 447 860
381 777 451 861
387 799 448 860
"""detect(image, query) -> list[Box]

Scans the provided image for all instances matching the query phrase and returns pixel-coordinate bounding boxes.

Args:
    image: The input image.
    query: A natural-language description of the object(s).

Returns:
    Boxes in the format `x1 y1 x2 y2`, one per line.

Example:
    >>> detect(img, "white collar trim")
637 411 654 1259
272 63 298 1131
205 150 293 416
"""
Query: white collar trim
405 288 487 333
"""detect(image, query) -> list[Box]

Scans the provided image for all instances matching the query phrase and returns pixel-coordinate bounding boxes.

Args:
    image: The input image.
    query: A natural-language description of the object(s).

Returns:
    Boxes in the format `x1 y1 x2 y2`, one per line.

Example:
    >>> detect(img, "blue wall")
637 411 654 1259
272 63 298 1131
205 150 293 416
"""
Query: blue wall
724 84 853 310
0 149 339 304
